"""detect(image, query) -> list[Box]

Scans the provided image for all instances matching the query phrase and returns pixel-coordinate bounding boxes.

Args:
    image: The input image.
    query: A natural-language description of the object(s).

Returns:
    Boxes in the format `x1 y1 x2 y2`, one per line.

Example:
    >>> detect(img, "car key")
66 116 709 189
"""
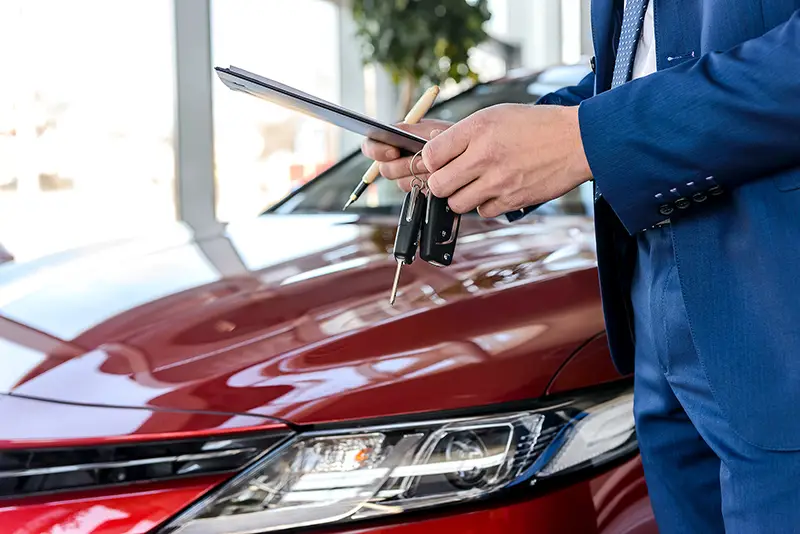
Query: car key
420 192 461 267
389 183 427 305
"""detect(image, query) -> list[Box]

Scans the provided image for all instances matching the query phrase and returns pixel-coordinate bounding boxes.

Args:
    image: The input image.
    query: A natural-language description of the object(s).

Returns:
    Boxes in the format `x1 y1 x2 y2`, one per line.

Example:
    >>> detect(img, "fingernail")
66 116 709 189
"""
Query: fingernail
386 148 399 159
430 129 443 138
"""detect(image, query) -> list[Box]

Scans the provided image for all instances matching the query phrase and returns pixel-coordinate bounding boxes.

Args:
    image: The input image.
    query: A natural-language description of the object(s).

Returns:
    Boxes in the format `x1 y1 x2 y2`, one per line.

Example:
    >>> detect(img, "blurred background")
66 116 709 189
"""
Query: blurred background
0 0 592 262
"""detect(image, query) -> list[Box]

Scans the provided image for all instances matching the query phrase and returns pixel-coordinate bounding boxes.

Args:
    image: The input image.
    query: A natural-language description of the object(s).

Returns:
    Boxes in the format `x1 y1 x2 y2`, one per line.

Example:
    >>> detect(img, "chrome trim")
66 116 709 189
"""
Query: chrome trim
301 399 578 437
0 447 256 479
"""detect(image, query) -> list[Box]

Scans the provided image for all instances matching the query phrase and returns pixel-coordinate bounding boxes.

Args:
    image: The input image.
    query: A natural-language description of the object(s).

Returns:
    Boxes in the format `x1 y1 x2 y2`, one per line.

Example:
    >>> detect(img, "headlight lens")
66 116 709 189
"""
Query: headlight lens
164 385 635 534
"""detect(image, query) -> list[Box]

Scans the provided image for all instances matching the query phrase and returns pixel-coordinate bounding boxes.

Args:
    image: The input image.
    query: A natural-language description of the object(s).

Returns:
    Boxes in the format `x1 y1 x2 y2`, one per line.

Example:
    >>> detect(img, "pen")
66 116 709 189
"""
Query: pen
342 85 440 210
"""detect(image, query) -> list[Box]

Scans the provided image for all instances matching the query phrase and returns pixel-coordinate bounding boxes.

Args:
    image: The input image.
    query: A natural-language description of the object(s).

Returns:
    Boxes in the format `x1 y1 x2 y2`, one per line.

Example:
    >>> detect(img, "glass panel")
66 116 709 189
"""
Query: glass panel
211 0 341 222
0 0 176 261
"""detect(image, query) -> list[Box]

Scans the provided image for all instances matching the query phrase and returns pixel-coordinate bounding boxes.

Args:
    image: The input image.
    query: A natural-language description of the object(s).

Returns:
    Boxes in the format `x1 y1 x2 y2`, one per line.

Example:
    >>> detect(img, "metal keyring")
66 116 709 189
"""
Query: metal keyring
409 150 426 191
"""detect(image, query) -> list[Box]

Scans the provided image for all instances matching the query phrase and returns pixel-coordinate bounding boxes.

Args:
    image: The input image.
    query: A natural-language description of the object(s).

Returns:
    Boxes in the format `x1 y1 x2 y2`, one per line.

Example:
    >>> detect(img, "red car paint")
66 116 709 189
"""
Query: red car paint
0 477 226 534
1 216 607 423
0 394 286 450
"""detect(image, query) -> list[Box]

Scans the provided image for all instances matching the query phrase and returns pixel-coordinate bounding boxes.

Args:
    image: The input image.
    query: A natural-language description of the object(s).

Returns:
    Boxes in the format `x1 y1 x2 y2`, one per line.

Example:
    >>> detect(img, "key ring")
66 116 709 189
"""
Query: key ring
409 150 427 192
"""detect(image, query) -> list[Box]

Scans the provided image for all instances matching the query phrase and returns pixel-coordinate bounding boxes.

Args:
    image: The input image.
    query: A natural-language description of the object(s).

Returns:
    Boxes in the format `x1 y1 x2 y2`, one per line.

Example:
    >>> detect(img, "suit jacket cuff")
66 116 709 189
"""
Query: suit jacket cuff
578 94 673 234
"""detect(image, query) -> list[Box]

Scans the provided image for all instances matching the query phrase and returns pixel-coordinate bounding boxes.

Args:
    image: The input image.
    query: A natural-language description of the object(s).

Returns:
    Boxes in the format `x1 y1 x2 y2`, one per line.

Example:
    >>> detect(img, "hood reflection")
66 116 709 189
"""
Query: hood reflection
0 214 603 424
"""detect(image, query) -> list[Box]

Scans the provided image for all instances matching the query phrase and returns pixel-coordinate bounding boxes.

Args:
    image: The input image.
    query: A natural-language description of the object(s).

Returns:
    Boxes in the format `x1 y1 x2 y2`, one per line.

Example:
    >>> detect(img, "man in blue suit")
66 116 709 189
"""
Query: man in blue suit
363 1 800 531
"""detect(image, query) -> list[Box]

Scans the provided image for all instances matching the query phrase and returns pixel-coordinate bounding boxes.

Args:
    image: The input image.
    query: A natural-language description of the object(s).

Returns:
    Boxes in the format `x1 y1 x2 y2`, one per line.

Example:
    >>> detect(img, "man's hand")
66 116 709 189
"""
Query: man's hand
420 104 592 218
361 119 454 192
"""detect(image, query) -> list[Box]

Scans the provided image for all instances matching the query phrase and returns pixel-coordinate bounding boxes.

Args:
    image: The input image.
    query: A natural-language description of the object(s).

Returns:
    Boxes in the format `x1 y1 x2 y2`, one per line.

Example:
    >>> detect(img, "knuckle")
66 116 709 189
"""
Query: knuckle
488 172 505 189
474 148 491 168
421 143 439 172
501 197 517 213
470 109 493 131
483 137 501 161
506 191 525 211
469 111 486 128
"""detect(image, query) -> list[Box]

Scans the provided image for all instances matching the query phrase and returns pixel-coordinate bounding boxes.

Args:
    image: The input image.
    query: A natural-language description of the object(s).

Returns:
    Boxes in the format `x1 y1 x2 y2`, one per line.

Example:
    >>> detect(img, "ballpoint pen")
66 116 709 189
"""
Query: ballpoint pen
342 85 440 210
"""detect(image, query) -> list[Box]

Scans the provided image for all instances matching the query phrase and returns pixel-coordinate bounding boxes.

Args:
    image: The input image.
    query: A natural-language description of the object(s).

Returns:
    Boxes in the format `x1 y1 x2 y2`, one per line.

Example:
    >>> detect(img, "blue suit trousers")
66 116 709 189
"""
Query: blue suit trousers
631 226 800 533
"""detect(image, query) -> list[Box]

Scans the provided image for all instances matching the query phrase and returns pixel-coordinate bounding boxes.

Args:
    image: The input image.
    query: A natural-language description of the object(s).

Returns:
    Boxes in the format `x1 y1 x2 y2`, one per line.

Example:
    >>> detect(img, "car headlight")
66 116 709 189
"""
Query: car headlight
163 384 635 534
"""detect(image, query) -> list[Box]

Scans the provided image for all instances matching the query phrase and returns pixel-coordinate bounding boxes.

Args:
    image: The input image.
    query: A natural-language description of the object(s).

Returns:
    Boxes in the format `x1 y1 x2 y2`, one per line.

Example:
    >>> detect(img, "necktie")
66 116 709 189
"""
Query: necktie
611 0 651 88
595 0 651 202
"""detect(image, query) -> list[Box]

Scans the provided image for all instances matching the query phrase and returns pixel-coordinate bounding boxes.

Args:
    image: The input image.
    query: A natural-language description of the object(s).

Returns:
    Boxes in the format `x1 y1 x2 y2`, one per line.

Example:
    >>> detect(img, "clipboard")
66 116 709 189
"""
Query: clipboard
215 66 427 155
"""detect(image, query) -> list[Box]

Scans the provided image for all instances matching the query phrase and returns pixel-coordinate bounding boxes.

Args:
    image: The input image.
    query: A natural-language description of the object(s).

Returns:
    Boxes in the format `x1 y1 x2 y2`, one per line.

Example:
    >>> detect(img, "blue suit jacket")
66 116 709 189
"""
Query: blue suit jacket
527 0 800 451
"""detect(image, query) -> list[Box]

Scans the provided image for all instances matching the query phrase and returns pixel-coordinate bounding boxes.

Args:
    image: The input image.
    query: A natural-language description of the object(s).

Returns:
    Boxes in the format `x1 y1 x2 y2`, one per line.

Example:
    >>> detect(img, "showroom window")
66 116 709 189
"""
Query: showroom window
0 0 176 261
211 0 341 222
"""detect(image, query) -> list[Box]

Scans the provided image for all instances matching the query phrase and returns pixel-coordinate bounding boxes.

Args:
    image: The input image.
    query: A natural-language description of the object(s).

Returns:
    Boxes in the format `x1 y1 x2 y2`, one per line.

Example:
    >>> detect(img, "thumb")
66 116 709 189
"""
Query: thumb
429 129 444 139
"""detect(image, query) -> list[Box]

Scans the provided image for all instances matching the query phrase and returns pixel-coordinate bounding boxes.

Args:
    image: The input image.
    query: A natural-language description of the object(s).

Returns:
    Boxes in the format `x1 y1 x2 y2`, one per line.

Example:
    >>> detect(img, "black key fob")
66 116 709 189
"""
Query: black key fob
393 185 427 265
421 193 461 267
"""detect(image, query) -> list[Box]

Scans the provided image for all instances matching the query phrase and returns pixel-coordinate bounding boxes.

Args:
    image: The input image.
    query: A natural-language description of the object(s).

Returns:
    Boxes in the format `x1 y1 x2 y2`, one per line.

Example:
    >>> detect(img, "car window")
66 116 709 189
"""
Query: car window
269 69 590 217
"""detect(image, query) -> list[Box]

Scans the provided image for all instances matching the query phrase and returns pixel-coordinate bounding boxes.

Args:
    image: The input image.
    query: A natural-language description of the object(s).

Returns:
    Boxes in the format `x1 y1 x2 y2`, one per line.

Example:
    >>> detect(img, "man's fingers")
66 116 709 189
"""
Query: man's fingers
379 154 428 180
397 175 429 192
476 198 505 219
362 122 449 162
446 177 495 214
422 121 471 174
426 152 480 198
362 139 401 162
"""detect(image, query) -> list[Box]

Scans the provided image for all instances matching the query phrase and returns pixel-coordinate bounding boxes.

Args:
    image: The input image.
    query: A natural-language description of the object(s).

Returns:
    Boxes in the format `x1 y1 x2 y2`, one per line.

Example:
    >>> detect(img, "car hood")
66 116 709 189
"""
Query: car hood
0 214 603 426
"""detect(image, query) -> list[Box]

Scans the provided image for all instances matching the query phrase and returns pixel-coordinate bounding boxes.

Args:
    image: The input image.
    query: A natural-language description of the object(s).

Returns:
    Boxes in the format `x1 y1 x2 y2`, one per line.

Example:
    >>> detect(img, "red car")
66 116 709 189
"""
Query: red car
0 66 655 534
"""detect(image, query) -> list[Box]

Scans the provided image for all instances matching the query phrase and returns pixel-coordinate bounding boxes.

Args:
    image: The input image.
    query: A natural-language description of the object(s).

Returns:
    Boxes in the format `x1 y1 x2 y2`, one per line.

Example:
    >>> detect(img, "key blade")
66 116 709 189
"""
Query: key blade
389 259 403 305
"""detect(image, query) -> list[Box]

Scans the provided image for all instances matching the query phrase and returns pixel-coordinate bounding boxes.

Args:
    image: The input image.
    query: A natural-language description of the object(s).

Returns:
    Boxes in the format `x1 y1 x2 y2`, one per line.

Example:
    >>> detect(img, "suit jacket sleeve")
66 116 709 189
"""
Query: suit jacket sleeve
506 72 596 222
537 71 596 107
579 10 800 234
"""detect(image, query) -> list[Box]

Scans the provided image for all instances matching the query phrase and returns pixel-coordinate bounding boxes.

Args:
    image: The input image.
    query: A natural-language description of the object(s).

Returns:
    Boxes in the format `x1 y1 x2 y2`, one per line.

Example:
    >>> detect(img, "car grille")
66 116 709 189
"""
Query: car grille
0 431 291 499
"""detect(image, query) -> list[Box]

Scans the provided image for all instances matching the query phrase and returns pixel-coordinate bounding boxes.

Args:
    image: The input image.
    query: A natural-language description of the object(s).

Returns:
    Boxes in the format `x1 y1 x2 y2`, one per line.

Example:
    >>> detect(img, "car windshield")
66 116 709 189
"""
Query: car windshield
268 66 591 217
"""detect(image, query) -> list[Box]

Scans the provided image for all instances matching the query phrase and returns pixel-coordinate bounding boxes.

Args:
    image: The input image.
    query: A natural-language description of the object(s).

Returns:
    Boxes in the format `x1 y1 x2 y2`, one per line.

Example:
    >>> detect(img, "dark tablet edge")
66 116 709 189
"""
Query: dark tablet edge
215 66 427 151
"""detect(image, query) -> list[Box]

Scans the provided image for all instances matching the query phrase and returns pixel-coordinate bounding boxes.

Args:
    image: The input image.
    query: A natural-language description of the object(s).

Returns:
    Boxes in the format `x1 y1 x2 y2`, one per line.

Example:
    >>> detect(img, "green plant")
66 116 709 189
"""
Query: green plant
352 0 491 115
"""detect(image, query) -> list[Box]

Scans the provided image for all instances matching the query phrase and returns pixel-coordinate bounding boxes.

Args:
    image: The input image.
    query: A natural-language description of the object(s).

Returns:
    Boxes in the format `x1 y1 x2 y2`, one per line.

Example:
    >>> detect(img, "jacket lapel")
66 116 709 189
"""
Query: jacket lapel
591 0 622 93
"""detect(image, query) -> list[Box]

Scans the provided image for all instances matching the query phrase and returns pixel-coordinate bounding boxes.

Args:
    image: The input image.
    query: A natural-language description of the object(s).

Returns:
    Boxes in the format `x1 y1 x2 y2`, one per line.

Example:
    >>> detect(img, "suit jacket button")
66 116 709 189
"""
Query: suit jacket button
590 56 597 73
659 204 674 216
675 197 691 209
709 185 723 196
692 192 707 203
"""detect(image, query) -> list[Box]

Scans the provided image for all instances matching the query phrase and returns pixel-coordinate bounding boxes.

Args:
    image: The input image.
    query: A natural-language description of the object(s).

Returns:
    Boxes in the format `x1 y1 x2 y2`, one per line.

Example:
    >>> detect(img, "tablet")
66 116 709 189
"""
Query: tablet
215 66 427 155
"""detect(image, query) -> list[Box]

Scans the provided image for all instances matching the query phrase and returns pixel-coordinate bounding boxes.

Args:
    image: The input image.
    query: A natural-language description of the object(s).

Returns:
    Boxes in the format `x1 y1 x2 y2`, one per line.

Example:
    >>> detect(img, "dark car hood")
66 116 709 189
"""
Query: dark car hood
0 214 603 426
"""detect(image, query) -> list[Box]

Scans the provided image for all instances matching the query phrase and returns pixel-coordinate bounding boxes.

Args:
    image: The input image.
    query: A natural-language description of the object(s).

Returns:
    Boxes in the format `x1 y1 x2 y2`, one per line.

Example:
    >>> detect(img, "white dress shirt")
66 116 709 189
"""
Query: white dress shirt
630 0 656 79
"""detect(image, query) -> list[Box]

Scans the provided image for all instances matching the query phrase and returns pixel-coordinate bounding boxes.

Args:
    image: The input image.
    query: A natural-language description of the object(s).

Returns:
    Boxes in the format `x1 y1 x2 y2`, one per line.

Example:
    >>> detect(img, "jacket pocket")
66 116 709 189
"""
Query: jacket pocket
774 169 800 192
